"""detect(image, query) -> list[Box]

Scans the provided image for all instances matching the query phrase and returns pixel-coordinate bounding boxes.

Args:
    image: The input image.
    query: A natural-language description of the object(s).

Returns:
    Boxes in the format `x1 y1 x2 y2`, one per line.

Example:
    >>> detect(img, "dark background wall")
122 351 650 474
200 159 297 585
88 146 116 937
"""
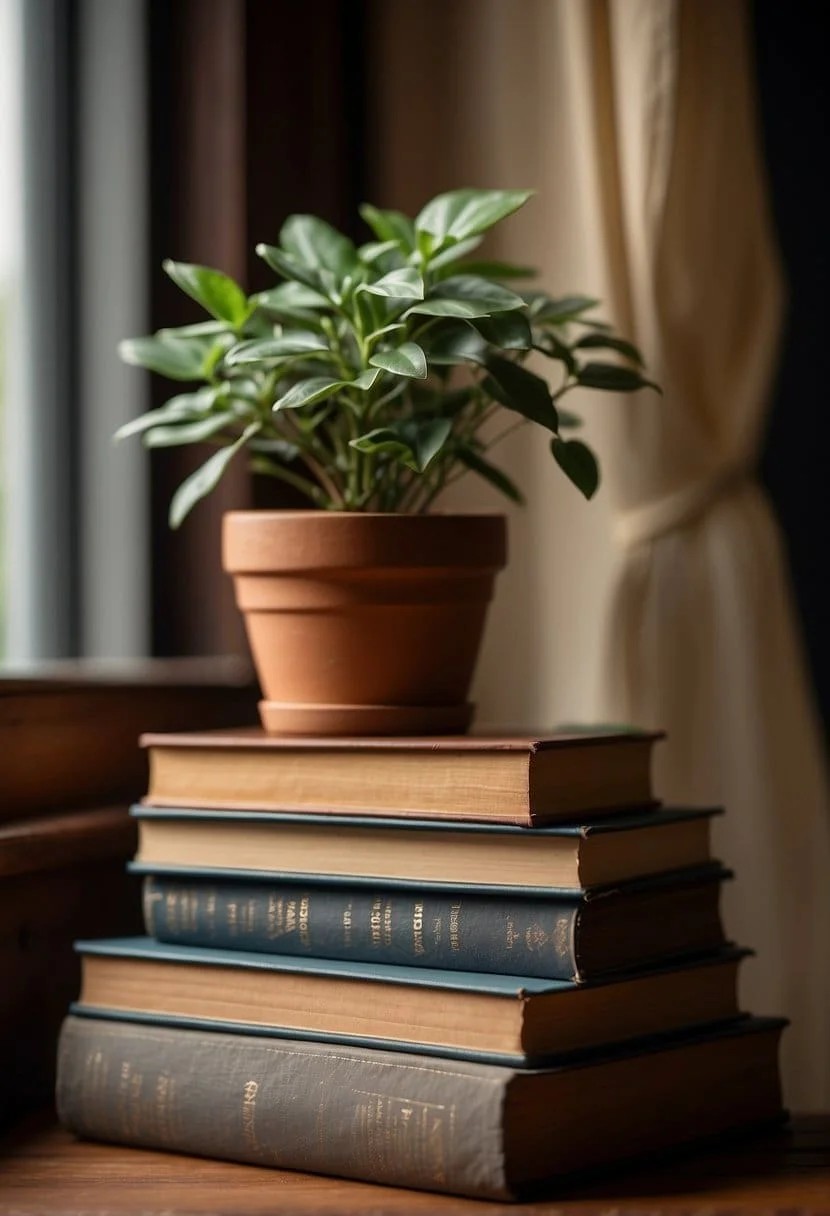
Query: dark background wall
754 0 829 740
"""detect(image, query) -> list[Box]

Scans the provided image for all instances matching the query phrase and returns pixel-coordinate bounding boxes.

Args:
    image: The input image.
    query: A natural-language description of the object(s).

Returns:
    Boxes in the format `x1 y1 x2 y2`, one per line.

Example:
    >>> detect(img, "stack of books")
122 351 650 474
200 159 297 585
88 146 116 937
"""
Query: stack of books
56 727 786 1201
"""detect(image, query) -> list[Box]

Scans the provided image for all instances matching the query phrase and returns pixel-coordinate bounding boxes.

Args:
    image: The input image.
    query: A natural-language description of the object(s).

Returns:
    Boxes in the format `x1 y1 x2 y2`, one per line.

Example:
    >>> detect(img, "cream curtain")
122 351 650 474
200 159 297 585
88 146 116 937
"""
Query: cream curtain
371 0 830 1107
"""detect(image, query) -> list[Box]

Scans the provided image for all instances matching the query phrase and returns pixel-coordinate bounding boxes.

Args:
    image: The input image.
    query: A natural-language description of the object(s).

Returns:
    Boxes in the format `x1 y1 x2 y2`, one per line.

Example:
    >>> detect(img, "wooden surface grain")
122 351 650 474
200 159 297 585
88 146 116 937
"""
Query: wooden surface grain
1 1114 828 1214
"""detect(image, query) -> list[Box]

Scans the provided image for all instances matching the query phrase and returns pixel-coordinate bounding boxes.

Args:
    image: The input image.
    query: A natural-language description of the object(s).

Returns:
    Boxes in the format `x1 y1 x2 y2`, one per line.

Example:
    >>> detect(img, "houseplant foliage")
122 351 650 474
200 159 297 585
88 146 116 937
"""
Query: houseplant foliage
117 189 656 525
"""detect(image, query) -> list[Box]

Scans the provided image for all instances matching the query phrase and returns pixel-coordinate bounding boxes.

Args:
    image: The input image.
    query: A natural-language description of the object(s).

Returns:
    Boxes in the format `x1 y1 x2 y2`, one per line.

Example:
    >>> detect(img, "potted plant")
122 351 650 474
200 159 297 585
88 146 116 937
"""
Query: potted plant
117 188 656 735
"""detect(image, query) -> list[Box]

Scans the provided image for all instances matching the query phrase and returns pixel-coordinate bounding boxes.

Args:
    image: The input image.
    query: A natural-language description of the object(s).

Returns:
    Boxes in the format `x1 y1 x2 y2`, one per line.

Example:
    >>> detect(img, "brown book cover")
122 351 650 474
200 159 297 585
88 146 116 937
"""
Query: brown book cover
140 725 664 826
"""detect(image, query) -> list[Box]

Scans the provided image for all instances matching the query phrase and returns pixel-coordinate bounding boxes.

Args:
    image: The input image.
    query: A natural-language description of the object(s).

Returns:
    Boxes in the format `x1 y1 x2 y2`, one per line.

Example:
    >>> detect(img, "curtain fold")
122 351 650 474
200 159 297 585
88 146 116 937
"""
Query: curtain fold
592 0 830 1110
370 0 830 1106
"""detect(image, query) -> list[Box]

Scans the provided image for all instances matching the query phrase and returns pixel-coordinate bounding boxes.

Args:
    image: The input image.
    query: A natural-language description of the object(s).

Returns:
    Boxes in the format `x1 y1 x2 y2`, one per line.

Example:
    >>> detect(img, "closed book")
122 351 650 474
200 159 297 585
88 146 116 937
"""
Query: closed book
142 867 729 981
56 1014 786 1200
139 725 663 826
130 805 719 893
70 936 745 1064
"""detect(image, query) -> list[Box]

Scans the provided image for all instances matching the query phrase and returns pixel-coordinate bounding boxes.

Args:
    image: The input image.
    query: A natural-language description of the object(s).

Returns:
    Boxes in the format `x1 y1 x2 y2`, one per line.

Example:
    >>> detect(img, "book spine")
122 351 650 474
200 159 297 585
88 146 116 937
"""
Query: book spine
143 875 580 980
57 1015 512 1200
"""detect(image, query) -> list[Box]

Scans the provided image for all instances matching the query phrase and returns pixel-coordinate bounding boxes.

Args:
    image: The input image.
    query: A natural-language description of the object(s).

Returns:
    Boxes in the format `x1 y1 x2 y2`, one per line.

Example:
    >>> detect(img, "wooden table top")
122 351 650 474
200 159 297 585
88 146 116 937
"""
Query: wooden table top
1 1113 829 1214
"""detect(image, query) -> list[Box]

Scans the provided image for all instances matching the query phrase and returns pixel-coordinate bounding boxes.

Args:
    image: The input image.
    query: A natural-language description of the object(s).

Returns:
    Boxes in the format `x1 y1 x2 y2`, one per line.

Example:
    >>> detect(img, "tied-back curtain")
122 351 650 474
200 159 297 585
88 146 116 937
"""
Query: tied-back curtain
587 0 830 1110
370 0 830 1106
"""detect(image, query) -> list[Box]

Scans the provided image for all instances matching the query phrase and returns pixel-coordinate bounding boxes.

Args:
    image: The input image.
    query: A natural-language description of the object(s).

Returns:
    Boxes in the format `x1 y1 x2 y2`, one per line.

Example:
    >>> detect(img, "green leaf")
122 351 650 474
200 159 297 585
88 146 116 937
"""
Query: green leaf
158 320 230 339
351 368 383 391
162 261 250 327
256 244 326 294
359 204 416 252
253 282 330 313
483 354 559 431
404 297 497 320
349 428 415 467
225 331 330 364
428 236 484 272
574 333 644 365
273 376 346 411
409 417 453 470
144 410 236 448
279 215 357 275
415 188 534 244
425 323 489 366
432 275 525 314
529 293 599 324
556 408 583 429
113 395 208 442
359 267 425 300
551 436 600 499
472 312 532 350
358 239 402 264
169 422 260 528
118 334 214 381
455 447 525 504
369 341 427 379
456 259 536 280
349 417 452 472
576 361 659 393
532 330 577 373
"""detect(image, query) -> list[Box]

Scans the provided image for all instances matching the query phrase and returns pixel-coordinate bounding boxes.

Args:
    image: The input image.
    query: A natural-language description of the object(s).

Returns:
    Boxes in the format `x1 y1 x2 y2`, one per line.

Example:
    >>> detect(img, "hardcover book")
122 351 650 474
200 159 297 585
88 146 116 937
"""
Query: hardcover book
130 805 719 893
139 725 663 826
70 936 745 1064
141 866 729 981
56 1014 786 1200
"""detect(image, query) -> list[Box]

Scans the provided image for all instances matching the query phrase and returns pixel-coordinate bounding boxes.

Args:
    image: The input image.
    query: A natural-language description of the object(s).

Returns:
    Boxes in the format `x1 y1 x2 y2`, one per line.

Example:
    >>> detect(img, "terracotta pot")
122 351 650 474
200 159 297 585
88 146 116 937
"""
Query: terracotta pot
222 511 507 736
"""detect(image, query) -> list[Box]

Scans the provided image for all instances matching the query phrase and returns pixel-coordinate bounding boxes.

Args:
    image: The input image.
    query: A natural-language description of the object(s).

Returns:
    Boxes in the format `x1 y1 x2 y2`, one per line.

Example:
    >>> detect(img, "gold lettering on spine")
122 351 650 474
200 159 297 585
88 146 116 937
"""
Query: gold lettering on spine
383 899 393 948
266 894 285 939
342 901 353 947
449 903 461 952
299 895 311 947
242 1079 260 1153
226 901 239 936
412 902 425 955
370 897 383 947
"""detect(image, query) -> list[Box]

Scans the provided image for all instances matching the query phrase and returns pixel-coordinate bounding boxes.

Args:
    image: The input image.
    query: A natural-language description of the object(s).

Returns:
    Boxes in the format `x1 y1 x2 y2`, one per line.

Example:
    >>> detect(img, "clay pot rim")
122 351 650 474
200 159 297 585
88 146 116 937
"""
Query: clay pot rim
223 509 508 574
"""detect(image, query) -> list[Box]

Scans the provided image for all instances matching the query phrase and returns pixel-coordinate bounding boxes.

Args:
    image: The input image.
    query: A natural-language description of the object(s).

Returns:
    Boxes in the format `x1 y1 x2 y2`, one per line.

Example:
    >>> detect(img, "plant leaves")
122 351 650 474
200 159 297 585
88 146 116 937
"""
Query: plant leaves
472 312 532 350
483 354 559 431
118 334 214 381
349 428 415 467
428 236 484 272
556 408 583 429
256 244 327 294
158 320 230 339
253 282 330 314
432 274 525 313
359 267 425 300
359 204 416 252
144 410 236 448
113 394 210 442
455 446 525 504
369 341 427 379
404 297 498 320
576 361 659 393
425 323 489 366
162 260 251 327
169 422 260 528
527 293 600 324
351 367 383 391
415 188 533 244
273 377 346 411
551 436 600 499
409 416 453 470
279 215 357 275
574 333 644 365
456 259 537 280
225 331 330 364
